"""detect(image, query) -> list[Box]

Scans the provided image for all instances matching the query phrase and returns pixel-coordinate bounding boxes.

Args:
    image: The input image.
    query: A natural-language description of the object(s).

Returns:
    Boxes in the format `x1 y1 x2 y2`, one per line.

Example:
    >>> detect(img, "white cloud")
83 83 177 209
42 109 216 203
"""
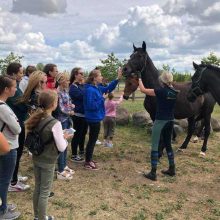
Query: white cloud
12 0 67 15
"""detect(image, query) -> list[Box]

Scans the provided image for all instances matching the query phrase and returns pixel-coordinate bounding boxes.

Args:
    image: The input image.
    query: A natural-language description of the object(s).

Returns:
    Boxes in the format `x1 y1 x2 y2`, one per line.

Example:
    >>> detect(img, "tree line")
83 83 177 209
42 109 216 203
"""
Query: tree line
0 51 220 82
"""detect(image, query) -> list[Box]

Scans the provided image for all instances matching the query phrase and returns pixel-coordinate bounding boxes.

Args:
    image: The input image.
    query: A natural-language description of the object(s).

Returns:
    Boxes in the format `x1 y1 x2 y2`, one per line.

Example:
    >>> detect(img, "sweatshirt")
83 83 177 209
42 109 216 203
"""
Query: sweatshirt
105 95 123 117
84 80 119 123
0 101 21 150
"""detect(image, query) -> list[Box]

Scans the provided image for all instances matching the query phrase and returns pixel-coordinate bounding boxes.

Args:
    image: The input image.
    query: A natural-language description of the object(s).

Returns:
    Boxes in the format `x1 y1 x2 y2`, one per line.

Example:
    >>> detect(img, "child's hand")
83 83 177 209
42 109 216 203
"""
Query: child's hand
69 111 74 116
103 93 108 99
63 132 74 140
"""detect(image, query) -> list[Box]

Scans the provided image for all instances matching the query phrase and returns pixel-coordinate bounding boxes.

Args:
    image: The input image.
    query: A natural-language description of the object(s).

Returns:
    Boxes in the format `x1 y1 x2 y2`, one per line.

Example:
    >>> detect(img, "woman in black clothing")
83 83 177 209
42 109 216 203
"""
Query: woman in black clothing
69 67 88 162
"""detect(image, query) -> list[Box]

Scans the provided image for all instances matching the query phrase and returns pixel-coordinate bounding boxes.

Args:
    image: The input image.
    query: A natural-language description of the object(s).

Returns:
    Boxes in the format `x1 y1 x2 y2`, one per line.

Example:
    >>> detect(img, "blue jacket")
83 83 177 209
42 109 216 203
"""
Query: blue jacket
69 83 85 114
84 80 119 123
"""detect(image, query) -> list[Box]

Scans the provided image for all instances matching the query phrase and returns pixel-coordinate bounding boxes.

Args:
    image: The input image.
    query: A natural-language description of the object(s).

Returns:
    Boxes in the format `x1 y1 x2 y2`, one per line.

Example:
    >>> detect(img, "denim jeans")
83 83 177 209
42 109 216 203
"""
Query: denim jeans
57 118 71 172
0 149 17 213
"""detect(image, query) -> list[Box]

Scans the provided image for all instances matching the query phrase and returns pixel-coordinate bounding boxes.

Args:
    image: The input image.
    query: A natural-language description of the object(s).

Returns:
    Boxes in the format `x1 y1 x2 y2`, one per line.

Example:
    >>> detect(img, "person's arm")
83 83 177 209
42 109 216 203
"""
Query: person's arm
51 121 68 152
114 93 124 105
138 79 156 96
0 106 21 135
0 132 10 154
99 68 122 94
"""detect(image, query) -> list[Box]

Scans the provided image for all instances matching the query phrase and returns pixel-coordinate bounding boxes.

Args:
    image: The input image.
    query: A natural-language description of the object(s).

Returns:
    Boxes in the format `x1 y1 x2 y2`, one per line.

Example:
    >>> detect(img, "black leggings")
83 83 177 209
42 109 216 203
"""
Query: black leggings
11 125 25 184
85 122 101 162
71 116 88 156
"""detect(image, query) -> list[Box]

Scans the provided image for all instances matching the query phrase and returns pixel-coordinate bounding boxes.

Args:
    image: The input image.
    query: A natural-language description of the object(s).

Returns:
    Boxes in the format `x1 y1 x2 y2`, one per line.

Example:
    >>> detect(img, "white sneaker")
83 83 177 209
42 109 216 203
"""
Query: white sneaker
8 181 30 192
18 175 28 182
64 166 75 175
96 140 102 145
57 171 73 180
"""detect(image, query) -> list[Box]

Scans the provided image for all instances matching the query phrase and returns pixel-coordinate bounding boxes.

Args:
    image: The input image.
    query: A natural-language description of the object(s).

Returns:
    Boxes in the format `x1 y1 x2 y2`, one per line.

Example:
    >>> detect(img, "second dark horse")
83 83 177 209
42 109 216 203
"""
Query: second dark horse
123 41 216 156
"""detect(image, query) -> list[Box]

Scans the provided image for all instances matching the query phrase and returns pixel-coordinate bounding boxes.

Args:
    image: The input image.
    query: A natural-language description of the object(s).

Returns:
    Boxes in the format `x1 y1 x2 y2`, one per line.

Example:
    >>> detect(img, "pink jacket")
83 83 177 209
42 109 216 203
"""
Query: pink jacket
105 95 123 117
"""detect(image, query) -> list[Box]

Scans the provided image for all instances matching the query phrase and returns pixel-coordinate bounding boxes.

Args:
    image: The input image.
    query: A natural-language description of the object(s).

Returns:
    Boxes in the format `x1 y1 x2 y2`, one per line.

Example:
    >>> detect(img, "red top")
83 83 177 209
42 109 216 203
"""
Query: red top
46 76 56 90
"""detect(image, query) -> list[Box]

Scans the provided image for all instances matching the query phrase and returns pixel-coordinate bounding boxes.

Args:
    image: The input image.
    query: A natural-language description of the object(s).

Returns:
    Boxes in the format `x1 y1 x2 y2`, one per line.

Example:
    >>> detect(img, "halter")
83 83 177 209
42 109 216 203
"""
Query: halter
190 67 207 98
124 51 147 78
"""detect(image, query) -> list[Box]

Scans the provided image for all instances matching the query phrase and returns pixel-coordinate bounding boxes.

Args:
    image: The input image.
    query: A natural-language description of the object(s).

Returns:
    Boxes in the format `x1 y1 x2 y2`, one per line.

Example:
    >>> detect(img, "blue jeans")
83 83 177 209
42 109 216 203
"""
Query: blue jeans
57 118 71 172
0 149 17 213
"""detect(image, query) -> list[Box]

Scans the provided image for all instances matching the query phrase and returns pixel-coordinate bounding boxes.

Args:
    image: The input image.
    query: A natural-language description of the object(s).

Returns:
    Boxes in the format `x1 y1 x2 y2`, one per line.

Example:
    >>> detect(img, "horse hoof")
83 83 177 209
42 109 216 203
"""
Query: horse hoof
176 148 185 153
199 151 206 157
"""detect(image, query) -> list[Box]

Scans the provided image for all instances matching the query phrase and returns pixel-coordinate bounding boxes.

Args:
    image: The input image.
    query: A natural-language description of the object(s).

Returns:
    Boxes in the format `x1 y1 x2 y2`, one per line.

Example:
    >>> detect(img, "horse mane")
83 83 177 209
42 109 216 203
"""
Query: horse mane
200 64 220 72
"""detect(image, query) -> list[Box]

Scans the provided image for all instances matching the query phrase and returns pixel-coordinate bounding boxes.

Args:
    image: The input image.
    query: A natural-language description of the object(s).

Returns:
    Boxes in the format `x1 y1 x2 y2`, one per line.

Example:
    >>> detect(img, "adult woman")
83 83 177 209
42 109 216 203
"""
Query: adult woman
0 75 21 219
19 65 37 93
43 63 59 90
25 90 69 220
83 67 122 170
6 62 30 191
19 70 47 112
69 67 87 162
138 71 179 181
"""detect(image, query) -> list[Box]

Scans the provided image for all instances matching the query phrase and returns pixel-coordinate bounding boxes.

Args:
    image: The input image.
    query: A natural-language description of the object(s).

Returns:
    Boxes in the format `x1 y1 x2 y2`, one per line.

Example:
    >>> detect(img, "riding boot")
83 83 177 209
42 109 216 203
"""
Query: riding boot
143 167 157 181
161 165 175 176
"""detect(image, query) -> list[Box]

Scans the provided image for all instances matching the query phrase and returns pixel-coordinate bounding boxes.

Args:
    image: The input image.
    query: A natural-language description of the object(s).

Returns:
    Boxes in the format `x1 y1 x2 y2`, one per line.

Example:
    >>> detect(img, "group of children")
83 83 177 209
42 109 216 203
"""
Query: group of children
0 63 123 220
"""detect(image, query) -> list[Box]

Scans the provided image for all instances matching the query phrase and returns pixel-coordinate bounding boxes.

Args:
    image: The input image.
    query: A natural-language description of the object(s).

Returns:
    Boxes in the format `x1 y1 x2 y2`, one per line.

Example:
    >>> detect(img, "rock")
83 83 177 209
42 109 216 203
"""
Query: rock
211 117 220 132
176 119 188 130
132 111 152 127
116 107 130 125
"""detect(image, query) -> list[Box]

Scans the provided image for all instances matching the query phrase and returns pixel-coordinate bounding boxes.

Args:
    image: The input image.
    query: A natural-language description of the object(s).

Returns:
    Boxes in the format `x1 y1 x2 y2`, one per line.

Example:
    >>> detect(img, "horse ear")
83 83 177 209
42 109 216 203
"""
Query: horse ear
133 43 137 51
142 41 146 52
193 62 199 69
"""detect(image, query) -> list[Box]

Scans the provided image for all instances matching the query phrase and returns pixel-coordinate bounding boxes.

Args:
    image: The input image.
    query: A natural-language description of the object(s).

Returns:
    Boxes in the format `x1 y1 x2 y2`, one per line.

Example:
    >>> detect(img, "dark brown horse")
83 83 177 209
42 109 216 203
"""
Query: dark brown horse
188 62 220 105
122 41 216 155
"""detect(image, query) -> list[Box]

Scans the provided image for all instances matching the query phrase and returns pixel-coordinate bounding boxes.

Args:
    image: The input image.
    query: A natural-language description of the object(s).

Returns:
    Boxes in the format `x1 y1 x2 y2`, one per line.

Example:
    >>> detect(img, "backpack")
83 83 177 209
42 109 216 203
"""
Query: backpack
24 118 55 156
0 103 6 132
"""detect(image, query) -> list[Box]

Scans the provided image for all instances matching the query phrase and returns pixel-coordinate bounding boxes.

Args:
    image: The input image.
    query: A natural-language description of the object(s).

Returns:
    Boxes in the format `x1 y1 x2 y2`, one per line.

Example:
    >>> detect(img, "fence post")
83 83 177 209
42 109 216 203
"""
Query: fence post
132 92 135 101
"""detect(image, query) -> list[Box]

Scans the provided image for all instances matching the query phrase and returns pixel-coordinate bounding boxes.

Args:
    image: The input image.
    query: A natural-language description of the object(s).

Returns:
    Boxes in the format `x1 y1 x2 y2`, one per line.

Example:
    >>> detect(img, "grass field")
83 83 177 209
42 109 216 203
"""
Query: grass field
9 101 220 220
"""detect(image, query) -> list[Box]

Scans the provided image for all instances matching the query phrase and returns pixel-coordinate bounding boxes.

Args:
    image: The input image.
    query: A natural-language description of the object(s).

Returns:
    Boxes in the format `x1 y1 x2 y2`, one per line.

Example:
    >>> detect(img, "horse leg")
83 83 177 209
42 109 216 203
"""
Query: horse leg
172 129 177 142
200 115 211 155
179 116 195 150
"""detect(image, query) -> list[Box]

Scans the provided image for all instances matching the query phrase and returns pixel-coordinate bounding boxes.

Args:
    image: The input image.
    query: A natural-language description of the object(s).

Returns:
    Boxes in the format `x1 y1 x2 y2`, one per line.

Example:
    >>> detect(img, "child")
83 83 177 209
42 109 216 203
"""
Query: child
0 75 21 220
103 92 123 147
25 90 70 220
56 73 75 180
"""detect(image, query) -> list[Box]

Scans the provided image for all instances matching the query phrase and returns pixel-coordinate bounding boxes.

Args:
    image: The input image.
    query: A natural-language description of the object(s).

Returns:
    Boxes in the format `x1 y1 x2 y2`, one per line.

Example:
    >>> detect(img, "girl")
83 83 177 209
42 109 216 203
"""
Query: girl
0 75 21 220
83 67 122 170
103 92 123 147
25 90 70 220
56 73 75 180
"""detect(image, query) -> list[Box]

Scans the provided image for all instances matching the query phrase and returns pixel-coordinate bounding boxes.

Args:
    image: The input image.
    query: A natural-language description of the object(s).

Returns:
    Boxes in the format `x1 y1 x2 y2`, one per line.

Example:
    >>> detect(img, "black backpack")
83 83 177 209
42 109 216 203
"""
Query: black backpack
24 118 55 156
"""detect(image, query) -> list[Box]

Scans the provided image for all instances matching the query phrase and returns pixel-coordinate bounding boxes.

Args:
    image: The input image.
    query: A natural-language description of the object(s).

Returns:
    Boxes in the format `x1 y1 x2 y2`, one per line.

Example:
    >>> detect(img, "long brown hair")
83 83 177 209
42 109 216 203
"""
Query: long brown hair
18 71 46 104
70 67 81 85
86 68 100 84
25 90 57 132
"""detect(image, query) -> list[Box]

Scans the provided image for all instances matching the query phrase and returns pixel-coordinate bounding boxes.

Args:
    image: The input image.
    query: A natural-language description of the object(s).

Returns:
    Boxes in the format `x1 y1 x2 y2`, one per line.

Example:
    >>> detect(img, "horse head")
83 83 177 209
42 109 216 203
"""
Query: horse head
122 41 147 99
187 62 207 102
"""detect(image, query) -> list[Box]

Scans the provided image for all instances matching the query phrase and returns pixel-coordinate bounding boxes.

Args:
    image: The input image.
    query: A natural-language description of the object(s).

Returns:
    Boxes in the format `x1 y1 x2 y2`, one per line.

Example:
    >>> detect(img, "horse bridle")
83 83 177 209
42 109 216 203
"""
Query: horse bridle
124 52 147 78
190 67 207 98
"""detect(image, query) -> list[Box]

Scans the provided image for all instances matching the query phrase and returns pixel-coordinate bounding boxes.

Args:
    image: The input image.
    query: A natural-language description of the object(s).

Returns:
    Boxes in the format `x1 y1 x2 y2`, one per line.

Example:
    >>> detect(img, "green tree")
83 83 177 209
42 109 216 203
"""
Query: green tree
202 52 220 66
99 52 126 82
36 63 44 71
0 52 23 75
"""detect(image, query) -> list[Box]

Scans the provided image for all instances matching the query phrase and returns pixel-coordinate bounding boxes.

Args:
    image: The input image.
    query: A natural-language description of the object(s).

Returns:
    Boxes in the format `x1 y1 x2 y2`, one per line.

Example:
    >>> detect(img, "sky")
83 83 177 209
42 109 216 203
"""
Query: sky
0 0 220 72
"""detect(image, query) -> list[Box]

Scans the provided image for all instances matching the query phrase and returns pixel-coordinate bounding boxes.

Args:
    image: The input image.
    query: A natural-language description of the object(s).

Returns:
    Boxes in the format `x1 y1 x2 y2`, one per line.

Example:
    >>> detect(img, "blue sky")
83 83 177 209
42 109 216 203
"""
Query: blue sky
0 0 220 72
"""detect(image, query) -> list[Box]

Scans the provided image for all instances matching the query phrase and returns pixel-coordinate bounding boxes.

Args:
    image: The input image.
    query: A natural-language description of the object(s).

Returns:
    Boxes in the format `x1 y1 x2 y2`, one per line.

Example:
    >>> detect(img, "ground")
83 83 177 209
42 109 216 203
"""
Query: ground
9 101 220 220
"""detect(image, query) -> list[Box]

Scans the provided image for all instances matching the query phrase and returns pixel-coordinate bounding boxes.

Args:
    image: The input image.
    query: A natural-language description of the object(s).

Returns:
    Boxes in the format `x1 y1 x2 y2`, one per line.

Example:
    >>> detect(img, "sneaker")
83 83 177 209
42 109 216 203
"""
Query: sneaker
18 175 28 182
57 171 73 180
105 143 113 148
64 166 75 175
71 155 84 162
84 161 99 170
7 204 16 212
96 140 102 145
0 209 21 220
46 216 54 220
8 181 30 192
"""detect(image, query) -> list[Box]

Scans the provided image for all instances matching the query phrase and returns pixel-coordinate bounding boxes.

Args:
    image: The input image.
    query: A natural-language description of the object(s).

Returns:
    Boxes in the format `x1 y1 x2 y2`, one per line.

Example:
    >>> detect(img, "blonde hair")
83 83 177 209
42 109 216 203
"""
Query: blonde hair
25 90 57 132
56 72 69 84
159 71 173 86
19 70 46 103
